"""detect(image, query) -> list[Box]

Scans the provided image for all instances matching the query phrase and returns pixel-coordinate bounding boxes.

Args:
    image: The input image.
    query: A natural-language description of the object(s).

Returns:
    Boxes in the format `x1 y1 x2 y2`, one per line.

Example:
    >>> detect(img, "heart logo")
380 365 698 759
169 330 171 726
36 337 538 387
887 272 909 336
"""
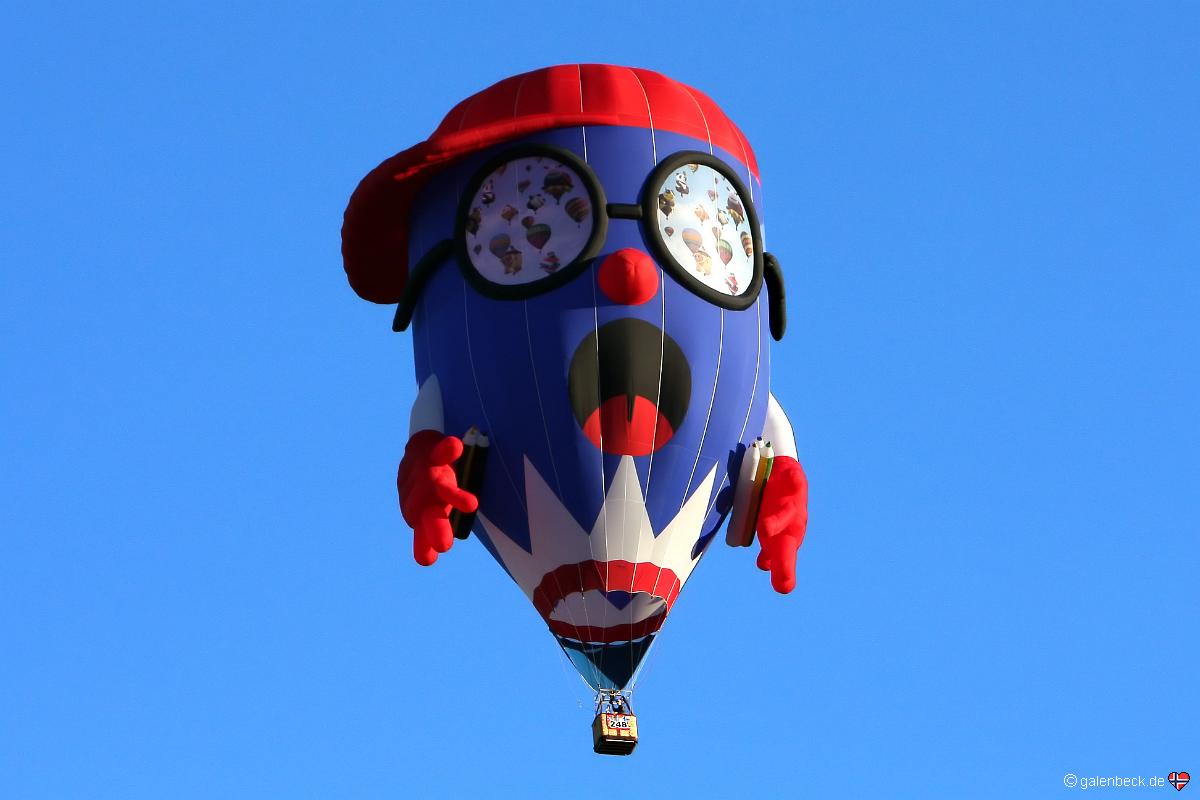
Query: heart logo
1169 772 1190 791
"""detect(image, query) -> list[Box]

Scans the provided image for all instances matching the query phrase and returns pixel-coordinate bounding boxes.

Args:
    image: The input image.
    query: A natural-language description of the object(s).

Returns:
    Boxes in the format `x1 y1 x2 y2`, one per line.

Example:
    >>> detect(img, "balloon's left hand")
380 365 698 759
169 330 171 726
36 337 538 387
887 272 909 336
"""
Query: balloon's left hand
754 456 809 594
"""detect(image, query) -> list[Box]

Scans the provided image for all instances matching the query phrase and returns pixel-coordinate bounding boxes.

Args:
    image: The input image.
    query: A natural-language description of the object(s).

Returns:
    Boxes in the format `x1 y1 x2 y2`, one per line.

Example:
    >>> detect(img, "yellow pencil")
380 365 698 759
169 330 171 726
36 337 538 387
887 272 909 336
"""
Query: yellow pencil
745 440 775 544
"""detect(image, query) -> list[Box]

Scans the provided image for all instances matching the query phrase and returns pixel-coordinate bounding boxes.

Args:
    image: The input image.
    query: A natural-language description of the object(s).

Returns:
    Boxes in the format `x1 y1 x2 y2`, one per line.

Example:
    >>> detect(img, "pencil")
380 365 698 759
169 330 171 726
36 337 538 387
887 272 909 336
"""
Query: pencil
450 428 488 539
744 440 775 545
727 438 763 547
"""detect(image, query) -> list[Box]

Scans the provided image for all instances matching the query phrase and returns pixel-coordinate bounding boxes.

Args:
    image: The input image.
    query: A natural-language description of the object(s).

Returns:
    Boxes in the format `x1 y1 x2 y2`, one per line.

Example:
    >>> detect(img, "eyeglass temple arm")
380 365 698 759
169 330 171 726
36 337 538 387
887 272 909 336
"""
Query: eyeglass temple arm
393 239 455 332
763 252 786 341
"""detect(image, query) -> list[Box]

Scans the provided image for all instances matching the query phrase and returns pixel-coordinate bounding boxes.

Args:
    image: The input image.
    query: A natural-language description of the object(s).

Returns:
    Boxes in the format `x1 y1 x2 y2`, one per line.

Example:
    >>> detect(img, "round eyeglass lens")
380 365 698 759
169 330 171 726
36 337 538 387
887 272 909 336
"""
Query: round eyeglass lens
654 162 755 296
463 155 595 285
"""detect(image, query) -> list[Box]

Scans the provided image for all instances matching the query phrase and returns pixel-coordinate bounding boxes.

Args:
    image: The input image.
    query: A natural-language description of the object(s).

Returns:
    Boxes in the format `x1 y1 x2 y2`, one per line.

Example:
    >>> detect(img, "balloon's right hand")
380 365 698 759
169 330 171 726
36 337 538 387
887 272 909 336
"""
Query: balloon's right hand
397 430 479 566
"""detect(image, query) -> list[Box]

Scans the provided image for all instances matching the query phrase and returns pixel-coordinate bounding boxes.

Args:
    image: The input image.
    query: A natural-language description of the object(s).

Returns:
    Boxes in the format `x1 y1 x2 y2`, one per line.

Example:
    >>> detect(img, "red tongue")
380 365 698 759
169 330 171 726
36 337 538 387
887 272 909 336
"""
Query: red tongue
582 395 674 455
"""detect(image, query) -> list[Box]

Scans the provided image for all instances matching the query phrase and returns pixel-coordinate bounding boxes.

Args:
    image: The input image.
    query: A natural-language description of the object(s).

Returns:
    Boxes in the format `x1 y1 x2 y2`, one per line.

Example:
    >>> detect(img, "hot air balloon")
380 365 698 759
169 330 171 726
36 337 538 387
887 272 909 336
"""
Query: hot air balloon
525 223 552 251
501 245 523 274
480 179 496 206
501 204 518 223
341 64 808 755
657 191 675 218
488 233 510 259
741 230 753 257
565 196 590 224
543 169 574 203
726 193 746 226
717 238 734 266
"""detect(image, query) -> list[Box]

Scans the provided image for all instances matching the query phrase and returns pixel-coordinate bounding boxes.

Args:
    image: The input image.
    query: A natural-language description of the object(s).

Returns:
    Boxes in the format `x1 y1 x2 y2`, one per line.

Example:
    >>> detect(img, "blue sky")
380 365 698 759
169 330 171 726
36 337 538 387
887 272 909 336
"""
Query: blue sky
2 2 1196 797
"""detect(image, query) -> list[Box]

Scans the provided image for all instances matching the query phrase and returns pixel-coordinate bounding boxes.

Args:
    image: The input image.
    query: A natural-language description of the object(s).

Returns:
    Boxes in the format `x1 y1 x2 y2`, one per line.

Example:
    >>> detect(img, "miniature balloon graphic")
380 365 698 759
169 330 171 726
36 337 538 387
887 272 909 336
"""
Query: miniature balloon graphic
694 205 710 224
501 204 518 224
707 189 718 202
740 231 753 256
518 179 530 193
726 194 745 226
501 245 523 274
466 207 482 236
525 223 552 250
694 249 713 275
657 191 675 217
565 196 590 224
543 170 574 203
489 233 511 259
717 239 734 266
522 215 536 229
664 226 675 237
681 228 703 253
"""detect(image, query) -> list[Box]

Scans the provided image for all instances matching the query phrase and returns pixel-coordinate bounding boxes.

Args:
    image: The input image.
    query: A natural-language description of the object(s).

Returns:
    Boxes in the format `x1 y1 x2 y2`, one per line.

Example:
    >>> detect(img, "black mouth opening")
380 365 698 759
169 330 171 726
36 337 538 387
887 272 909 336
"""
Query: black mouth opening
567 318 691 454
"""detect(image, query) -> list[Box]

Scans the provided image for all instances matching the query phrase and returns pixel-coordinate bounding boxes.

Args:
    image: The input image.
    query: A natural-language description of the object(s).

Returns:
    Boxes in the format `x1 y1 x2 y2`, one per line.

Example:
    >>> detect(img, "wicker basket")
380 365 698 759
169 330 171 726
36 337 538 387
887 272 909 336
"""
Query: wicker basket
592 712 638 755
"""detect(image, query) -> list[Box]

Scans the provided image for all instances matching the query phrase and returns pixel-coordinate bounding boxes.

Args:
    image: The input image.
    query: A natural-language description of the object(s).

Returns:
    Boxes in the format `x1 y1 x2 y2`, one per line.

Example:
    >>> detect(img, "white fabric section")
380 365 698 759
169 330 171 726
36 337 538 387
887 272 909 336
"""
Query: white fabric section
481 457 719 601
408 374 444 437
478 511 537 602
650 463 717 586
478 458 589 602
590 456 654 564
763 393 798 459
549 591 665 625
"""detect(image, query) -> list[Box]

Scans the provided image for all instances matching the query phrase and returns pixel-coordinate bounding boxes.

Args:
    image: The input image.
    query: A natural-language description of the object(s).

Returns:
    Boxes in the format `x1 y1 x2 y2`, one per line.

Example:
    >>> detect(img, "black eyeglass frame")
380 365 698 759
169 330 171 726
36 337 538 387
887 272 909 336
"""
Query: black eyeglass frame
453 143 610 303
636 149 765 312
393 143 786 339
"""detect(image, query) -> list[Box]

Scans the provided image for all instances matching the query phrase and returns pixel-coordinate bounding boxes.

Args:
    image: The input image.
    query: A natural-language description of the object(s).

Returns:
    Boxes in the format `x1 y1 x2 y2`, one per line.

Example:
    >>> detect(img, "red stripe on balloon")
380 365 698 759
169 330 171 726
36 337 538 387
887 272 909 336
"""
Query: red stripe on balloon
532 560 680 619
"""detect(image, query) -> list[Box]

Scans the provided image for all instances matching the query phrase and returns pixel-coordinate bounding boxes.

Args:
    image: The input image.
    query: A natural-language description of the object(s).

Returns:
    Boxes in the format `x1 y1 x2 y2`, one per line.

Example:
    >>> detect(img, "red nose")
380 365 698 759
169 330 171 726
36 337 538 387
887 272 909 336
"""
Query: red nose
597 248 659 305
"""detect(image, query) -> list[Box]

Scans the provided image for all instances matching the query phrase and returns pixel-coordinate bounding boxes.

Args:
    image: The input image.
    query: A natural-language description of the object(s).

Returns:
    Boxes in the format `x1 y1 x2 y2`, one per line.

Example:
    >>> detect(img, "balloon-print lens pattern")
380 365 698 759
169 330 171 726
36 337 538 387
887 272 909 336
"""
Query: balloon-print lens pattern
463 156 595 285
654 163 754 297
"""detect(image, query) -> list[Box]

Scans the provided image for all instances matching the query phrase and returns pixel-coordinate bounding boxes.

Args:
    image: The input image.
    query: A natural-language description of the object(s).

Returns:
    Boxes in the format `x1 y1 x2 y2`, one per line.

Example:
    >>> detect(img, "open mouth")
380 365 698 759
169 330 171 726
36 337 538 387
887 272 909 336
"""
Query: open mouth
533 559 682 643
567 318 691 455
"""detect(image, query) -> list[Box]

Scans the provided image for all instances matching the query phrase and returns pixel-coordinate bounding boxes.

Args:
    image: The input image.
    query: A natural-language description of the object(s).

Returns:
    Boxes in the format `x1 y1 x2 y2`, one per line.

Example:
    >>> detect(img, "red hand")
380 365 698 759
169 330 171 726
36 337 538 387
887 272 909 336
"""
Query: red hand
397 430 479 566
754 456 809 594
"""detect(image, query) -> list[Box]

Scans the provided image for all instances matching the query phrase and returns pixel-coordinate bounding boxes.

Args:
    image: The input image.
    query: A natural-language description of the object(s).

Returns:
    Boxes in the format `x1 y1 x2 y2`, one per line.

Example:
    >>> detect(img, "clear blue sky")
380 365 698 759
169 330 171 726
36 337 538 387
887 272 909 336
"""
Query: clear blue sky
2 2 1196 797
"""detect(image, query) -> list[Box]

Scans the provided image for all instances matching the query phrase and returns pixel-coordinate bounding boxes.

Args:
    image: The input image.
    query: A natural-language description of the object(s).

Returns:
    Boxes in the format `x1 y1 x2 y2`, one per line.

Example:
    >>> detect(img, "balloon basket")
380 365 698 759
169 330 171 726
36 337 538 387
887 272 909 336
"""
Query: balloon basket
591 690 637 756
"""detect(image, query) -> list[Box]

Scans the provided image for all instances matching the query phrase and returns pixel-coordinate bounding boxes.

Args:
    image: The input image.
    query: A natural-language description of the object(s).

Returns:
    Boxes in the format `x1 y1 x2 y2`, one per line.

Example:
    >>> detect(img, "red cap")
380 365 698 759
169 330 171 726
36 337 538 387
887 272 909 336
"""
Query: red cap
341 64 759 304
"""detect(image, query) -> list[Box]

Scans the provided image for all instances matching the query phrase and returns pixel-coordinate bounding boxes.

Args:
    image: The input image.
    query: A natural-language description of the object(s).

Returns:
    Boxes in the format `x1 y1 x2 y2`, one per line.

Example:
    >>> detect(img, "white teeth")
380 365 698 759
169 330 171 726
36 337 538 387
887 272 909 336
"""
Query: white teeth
479 455 719 602
548 591 667 624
